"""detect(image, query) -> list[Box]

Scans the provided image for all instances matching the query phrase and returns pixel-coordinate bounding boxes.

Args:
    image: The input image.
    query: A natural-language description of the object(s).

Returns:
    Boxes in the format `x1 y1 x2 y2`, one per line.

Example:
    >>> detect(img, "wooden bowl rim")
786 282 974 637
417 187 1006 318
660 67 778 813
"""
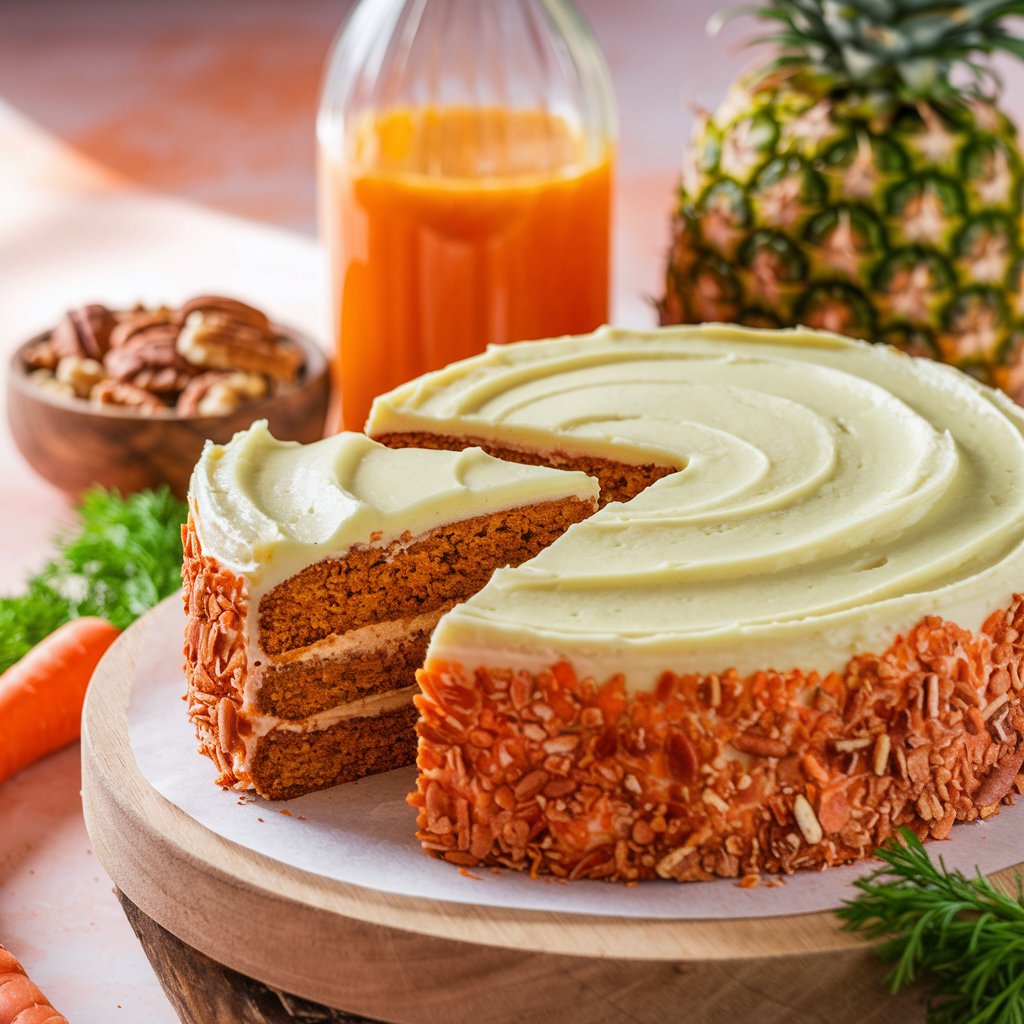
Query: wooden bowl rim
6 322 329 424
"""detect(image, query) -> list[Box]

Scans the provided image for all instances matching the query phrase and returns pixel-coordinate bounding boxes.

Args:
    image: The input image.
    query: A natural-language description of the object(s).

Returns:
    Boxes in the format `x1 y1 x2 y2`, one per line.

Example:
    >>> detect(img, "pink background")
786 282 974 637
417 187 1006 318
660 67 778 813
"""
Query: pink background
3 2 1024 1020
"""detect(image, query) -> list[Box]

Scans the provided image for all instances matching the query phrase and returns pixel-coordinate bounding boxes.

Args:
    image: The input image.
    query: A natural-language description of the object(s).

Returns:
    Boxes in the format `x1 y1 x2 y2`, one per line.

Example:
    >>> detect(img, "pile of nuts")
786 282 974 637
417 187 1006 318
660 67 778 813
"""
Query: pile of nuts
23 295 304 416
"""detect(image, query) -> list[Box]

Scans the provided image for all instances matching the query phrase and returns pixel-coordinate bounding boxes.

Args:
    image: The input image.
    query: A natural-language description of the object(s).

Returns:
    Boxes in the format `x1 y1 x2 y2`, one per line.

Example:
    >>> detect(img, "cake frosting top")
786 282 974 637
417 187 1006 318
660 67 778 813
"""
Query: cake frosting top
189 421 599 594
368 325 1024 684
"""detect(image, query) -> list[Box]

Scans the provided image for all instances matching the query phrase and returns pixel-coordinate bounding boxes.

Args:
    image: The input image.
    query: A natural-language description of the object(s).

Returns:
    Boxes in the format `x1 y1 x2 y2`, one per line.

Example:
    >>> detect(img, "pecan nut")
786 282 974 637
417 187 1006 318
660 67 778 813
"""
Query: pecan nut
51 304 117 360
90 378 165 411
22 339 59 371
975 747 1024 807
176 371 269 416
174 295 270 333
104 327 200 394
176 311 302 382
731 732 789 759
108 309 174 348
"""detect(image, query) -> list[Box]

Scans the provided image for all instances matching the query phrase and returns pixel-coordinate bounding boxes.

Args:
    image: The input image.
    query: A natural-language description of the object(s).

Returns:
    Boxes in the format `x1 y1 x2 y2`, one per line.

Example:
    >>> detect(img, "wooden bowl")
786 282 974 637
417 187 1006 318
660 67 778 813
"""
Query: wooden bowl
6 327 330 499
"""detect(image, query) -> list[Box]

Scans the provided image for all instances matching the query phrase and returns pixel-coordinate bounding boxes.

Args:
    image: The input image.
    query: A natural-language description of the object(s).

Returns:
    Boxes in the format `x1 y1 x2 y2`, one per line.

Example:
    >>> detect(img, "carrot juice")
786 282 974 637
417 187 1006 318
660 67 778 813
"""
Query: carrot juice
319 106 612 431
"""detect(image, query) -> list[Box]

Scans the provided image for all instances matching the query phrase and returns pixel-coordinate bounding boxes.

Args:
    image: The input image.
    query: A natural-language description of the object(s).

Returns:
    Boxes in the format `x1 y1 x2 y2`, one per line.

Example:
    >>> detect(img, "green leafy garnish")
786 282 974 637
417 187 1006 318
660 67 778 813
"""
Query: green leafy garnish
838 828 1024 1024
0 487 187 672
711 1 1024 105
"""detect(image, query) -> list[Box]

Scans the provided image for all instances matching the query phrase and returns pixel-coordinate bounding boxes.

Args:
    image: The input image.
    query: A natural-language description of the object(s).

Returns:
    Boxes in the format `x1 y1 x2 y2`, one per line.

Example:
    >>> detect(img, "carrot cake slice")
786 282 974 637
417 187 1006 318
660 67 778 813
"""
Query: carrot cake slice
182 421 598 800
366 325 1024 881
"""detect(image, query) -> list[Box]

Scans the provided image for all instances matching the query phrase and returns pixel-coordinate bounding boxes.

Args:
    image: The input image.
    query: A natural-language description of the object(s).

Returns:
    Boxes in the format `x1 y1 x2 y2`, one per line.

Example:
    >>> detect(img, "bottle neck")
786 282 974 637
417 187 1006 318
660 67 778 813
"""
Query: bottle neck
318 0 616 167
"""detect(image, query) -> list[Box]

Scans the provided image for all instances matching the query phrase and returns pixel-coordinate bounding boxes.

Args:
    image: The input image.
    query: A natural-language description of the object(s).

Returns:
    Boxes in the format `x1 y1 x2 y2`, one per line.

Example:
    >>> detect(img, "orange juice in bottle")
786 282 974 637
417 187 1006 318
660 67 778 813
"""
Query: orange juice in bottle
317 1 616 432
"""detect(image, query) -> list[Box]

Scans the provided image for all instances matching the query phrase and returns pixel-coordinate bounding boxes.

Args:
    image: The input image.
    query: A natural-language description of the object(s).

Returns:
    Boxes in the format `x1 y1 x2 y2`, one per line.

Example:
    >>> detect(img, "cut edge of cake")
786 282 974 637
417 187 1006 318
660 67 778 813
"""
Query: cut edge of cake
182 424 600 801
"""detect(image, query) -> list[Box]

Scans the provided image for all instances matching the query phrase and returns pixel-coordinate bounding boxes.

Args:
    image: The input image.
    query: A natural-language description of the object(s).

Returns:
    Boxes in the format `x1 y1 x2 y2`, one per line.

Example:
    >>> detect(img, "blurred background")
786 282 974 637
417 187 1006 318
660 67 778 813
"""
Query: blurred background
0 0 768 360
4 0 1024 288
0 0 737 231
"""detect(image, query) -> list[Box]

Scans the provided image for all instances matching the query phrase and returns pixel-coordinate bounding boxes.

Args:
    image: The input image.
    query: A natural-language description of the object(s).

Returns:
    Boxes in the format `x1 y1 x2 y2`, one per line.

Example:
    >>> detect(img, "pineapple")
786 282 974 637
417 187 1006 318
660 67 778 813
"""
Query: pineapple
659 1 1024 400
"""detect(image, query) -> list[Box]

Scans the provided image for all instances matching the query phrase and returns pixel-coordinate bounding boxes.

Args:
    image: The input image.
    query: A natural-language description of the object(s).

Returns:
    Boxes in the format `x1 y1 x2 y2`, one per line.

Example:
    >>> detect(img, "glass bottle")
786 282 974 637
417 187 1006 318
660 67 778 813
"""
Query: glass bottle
317 0 616 432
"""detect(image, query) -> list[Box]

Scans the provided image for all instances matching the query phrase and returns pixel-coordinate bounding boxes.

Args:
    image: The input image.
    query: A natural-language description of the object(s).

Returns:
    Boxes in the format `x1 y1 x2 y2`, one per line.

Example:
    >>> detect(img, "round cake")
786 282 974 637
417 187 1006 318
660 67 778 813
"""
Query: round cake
366 324 1024 881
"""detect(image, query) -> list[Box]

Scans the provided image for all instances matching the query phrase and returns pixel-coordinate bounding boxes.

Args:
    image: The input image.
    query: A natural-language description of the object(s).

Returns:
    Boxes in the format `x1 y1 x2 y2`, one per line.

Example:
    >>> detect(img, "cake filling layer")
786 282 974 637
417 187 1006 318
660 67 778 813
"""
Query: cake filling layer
267 605 451 667
252 685 420 737
255 606 449 718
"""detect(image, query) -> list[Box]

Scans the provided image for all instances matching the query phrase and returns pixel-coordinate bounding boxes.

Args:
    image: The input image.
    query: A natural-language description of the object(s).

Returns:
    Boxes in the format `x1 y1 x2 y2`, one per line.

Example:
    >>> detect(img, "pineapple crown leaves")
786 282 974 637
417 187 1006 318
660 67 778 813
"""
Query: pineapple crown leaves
710 1 1024 104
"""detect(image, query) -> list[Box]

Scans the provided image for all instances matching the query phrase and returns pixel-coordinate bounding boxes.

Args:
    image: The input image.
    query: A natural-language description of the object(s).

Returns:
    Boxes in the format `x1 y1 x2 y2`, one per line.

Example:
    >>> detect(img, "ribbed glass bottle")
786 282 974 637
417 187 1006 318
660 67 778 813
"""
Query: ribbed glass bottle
318 0 616 431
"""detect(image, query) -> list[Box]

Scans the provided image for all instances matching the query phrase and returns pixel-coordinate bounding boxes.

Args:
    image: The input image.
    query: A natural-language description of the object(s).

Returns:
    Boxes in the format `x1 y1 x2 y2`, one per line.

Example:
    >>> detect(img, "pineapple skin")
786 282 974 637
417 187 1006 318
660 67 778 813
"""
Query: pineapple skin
660 71 1024 400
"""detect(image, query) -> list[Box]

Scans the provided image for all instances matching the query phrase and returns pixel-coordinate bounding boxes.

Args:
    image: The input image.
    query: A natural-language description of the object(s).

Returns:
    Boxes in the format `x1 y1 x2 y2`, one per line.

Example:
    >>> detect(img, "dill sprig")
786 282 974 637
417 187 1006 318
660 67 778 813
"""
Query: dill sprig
838 828 1024 1024
0 487 187 672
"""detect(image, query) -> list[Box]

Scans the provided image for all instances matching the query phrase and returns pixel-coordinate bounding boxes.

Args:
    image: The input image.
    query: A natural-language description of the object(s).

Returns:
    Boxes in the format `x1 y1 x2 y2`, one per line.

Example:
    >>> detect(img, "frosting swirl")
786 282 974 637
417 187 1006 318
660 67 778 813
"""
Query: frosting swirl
368 325 1024 683
189 421 599 596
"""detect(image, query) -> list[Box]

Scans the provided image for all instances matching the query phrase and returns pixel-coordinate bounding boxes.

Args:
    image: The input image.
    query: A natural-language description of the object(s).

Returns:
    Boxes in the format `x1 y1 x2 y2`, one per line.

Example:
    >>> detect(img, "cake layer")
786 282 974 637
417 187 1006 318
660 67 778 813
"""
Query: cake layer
257 607 448 718
371 430 675 506
257 499 596 655
264 685 418 734
250 702 420 801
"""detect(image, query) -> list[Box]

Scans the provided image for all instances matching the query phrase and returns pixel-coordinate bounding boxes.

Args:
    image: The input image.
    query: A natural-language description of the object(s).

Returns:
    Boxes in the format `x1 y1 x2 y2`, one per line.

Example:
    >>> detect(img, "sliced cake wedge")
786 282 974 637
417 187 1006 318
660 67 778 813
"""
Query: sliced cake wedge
182 421 598 800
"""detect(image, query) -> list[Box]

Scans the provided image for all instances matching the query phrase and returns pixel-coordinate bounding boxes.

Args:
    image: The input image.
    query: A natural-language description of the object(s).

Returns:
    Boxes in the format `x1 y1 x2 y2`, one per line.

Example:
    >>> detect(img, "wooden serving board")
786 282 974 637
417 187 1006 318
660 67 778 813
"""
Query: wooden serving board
82 606 983 1024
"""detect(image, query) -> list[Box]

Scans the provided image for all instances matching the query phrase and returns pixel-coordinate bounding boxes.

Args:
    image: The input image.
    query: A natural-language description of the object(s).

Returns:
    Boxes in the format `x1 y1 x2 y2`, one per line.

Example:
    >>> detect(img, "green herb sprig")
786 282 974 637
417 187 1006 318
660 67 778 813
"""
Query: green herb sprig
0 487 187 673
838 828 1024 1024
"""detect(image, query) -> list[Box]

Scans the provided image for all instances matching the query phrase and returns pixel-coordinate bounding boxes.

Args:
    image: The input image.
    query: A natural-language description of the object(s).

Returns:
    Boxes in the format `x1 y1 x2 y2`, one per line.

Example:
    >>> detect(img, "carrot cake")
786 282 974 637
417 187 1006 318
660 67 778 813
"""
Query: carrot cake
182 422 599 800
366 324 1024 881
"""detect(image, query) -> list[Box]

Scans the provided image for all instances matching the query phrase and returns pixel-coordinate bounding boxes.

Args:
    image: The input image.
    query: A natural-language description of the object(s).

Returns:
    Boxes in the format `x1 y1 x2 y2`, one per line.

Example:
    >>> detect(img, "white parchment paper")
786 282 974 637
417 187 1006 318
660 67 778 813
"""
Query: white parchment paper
128 597 1024 919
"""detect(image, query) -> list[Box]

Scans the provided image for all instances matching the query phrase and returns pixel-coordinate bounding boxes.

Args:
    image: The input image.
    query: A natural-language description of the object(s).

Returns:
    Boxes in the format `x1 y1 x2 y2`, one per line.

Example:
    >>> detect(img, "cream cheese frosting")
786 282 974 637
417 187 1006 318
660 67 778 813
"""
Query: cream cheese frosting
367 324 1024 684
189 421 600 604
249 685 421 738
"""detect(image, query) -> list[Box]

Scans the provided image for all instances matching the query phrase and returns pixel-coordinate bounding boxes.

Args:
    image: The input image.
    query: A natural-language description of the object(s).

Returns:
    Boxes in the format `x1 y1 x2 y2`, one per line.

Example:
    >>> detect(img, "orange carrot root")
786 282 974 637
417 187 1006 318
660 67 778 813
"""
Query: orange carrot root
0 616 120 786
0 947 68 1024
10 1009 69 1024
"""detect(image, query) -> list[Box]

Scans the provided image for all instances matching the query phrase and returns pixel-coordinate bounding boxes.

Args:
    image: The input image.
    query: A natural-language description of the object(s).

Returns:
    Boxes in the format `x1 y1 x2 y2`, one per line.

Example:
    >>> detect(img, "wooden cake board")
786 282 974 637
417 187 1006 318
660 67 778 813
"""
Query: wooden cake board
81 607 970 1024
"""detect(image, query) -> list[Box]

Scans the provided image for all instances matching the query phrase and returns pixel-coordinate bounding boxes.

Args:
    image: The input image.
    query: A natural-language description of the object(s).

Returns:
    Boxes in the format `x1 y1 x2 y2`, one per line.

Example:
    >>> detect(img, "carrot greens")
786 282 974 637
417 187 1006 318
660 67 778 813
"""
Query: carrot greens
0 487 187 672
838 828 1024 1024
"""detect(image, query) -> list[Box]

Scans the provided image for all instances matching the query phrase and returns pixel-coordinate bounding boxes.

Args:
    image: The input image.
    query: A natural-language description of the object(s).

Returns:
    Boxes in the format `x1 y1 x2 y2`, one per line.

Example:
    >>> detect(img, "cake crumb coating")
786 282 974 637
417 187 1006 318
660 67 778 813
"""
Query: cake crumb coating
412 596 1024 881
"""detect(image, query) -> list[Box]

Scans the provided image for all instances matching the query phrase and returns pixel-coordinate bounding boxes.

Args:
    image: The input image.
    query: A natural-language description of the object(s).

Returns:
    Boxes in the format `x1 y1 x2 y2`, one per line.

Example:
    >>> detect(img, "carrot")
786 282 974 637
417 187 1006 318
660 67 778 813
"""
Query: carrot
0 616 120 786
0 947 68 1024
